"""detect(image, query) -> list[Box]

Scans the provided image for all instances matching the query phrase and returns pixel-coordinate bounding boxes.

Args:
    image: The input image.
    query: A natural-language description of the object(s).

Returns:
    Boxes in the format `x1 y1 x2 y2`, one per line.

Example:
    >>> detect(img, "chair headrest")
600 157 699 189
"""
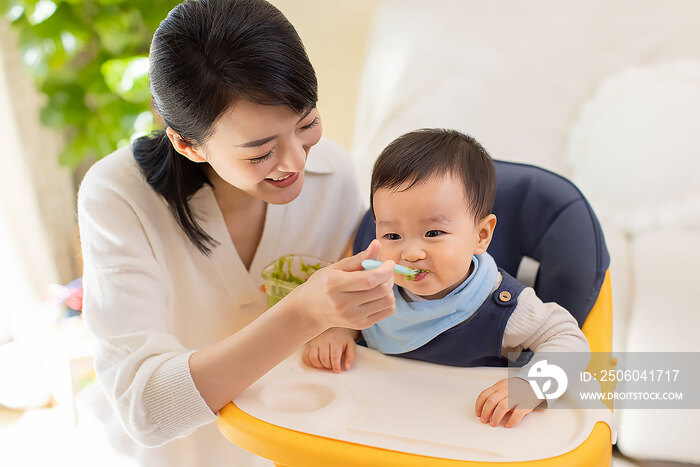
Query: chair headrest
489 161 609 326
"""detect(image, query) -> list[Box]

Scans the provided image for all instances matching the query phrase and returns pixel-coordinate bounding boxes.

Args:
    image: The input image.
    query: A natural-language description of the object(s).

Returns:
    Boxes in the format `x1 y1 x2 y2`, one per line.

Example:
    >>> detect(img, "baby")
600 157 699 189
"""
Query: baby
303 129 590 428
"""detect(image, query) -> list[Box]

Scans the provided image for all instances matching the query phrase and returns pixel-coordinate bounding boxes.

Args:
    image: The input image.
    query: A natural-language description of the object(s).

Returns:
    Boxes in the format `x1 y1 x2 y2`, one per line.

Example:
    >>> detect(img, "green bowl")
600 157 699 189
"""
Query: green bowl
261 254 330 308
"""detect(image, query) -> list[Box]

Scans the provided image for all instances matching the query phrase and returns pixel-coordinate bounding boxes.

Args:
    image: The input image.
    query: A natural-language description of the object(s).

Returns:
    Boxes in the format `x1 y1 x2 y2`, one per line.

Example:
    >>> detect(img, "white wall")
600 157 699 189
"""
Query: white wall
270 0 380 151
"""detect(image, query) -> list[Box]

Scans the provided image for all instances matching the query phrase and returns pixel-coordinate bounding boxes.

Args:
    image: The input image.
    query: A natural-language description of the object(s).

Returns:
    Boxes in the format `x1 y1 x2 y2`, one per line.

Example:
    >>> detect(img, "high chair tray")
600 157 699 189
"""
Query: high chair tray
220 346 613 463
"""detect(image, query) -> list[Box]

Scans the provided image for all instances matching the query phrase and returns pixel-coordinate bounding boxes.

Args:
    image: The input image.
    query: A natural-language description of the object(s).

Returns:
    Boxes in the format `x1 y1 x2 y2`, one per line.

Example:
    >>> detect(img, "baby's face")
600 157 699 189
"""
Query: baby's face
374 174 487 299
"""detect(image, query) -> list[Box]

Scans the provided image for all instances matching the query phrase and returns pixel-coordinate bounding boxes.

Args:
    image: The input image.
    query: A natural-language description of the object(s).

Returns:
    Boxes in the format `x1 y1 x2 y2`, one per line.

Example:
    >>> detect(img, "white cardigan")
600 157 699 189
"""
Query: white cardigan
77 138 366 466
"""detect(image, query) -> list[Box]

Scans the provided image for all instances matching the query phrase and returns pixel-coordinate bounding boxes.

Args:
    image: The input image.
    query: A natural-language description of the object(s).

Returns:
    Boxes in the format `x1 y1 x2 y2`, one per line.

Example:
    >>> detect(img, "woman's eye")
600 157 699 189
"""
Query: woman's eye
383 233 401 241
248 151 273 164
301 117 319 130
425 230 444 238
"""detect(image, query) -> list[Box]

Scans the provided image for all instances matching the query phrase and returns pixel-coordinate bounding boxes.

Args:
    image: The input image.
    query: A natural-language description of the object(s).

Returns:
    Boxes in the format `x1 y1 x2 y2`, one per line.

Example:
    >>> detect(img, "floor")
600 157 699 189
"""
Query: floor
0 404 128 467
613 448 700 467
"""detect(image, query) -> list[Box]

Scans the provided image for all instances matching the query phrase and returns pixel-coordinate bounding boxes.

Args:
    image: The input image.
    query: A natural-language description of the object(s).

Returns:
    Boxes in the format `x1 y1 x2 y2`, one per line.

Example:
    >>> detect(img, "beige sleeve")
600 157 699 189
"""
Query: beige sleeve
502 288 590 407
78 167 216 447
502 288 589 354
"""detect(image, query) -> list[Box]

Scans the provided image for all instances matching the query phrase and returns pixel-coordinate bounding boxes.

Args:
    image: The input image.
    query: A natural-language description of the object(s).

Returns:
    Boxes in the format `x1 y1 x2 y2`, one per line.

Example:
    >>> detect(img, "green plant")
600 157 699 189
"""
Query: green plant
0 0 178 167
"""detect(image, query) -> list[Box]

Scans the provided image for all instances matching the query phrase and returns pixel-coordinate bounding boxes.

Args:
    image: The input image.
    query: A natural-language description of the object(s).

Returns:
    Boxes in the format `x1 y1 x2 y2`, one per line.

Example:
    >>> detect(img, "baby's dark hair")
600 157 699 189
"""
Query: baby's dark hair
370 129 497 221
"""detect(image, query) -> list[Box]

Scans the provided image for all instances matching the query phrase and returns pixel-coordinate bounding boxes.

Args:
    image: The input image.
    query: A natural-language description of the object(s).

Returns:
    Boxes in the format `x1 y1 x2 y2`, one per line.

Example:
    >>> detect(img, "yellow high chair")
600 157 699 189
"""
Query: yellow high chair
218 161 615 466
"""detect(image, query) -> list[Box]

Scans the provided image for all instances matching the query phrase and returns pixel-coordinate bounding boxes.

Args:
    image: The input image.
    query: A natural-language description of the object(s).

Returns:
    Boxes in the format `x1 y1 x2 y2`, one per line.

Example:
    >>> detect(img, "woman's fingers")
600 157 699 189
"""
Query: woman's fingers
362 306 395 328
298 239 395 330
356 291 395 311
364 238 381 261
328 260 395 292
324 262 395 328
332 239 381 272
351 277 395 304
359 301 396 329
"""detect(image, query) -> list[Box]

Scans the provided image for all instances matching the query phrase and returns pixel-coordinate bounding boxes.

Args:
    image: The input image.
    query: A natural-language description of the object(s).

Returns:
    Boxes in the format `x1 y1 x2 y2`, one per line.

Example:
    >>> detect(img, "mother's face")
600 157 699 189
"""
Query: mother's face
173 99 322 205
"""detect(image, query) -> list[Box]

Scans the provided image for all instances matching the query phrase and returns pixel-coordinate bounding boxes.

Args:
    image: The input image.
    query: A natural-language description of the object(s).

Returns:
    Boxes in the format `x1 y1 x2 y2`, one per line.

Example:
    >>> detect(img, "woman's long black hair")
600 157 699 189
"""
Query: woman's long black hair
134 0 318 254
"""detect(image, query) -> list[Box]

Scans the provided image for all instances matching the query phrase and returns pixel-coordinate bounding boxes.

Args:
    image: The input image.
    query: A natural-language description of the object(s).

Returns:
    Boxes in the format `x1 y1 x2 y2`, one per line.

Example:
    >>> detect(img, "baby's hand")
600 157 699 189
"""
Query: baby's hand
303 328 360 373
475 377 542 428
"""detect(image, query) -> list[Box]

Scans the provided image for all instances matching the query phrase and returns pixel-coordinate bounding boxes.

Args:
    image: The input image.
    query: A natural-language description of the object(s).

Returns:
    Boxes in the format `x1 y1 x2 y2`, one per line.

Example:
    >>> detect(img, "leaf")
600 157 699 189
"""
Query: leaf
100 55 150 103
542 380 552 393
93 7 147 55
59 133 92 167
39 82 88 127
5 0 181 168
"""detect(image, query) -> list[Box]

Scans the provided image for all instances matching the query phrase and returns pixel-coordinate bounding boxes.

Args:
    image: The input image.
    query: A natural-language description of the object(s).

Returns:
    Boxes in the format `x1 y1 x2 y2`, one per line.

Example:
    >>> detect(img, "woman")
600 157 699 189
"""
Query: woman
77 0 395 465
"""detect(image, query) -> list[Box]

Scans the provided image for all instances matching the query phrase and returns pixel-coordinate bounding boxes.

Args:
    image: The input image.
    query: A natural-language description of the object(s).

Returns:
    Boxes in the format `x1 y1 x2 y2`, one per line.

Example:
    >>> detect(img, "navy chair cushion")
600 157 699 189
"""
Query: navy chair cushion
352 160 610 327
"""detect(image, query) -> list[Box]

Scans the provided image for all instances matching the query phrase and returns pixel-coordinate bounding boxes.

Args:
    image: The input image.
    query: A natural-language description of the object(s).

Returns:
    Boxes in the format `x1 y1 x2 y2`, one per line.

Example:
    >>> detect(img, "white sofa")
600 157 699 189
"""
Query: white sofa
350 1 700 463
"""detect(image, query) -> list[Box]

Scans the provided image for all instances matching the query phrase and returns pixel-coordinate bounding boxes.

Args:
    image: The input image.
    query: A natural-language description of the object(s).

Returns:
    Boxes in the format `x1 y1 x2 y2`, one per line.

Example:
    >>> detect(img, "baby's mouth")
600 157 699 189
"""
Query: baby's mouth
408 269 429 282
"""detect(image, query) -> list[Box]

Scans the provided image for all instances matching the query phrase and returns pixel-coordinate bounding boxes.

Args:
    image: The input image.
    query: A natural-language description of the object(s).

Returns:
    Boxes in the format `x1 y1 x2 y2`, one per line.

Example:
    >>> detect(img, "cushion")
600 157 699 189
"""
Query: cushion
615 231 700 463
566 58 700 235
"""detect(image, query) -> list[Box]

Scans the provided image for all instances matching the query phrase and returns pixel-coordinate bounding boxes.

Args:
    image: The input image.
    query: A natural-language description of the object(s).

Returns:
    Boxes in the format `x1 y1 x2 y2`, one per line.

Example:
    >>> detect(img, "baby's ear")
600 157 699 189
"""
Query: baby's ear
475 214 497 254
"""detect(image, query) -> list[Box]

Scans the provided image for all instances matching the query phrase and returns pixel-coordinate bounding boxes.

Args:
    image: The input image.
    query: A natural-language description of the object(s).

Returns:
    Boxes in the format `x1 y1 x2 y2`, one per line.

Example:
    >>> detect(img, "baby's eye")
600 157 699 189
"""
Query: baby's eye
425 230 444 238
383 233 401 241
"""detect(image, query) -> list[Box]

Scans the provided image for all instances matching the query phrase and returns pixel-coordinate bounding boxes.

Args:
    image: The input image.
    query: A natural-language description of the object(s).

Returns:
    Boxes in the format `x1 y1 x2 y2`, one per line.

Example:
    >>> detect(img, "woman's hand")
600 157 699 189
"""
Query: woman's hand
289 239 396 331
303 327 360 373
474 377 542 428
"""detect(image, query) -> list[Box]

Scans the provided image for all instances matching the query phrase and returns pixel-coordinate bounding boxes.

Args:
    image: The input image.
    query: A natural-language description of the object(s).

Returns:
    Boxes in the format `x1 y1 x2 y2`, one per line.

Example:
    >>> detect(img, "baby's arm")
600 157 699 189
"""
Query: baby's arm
502 288 589 356
476 287 590 427
503 288 590 393
303 328 361 373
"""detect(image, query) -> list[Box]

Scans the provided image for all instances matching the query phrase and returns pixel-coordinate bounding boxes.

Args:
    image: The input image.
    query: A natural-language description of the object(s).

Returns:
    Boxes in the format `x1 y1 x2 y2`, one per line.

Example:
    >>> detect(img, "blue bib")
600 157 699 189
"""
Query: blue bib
361 252 499 354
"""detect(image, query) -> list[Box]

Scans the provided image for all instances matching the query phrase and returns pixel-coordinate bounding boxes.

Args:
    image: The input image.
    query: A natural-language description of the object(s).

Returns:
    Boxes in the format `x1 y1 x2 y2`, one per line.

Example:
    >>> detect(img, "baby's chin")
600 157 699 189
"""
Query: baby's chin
401 276 452 300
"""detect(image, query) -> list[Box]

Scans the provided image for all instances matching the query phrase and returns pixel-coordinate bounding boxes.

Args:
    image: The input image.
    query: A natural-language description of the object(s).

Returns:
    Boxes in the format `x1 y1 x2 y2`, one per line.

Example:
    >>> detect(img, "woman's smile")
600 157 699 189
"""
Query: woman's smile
264 171 300 187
